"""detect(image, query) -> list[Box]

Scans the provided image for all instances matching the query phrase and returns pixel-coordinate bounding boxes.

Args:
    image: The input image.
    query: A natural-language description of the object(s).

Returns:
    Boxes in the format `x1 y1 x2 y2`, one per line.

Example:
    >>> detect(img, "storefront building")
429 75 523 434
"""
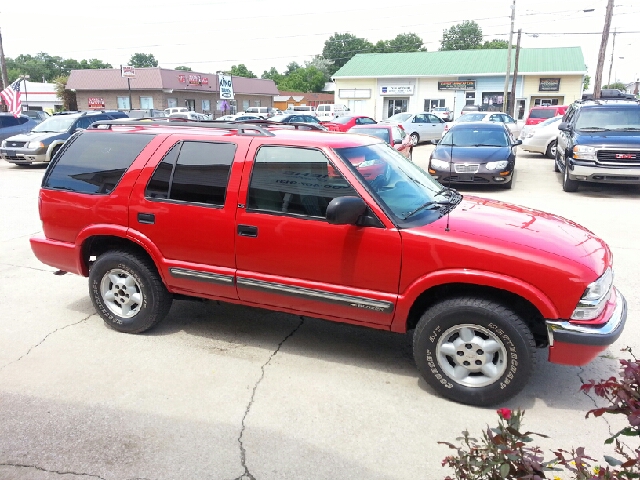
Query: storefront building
274 91 335 111
66 67 279 117
333 47 587 121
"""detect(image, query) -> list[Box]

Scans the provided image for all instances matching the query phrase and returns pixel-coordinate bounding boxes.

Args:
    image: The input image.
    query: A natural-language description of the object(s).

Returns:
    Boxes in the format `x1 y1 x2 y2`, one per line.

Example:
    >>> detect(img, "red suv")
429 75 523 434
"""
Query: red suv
525 105 568 126
30 119 626 406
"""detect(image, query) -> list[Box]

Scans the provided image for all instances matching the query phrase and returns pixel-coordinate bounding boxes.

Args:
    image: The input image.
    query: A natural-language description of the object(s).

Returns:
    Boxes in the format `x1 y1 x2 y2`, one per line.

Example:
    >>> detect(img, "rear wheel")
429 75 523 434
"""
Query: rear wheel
410 132 420 145
413 297 535 406
546 140 557 159
89 251 173 333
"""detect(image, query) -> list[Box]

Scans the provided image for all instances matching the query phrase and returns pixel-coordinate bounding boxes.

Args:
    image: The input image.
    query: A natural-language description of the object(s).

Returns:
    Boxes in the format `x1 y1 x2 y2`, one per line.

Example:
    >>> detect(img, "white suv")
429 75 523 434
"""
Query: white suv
316 104 349 121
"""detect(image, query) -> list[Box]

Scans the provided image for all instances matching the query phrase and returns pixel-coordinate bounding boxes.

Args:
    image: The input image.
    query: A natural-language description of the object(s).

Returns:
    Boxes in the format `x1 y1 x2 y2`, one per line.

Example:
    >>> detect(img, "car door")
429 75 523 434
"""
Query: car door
426 114 445 140
234 142 402 326
499 114 520 138
128 135 251 300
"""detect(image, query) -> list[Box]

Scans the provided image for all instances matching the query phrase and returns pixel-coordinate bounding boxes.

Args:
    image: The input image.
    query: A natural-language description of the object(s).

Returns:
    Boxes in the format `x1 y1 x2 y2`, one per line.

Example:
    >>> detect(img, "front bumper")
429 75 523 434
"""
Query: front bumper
569 161 640 184
0 147 47 164
546 287 627 366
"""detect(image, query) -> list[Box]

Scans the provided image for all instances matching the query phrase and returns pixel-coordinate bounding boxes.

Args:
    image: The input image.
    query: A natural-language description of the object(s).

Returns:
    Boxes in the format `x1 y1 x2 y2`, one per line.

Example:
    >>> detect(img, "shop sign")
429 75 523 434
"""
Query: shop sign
219 74 235 100
188 74 203 85
121 66 135 78
380 85 414 96
178 74 186 83
88 97 105 109
438 80 476 90
539 78 560 92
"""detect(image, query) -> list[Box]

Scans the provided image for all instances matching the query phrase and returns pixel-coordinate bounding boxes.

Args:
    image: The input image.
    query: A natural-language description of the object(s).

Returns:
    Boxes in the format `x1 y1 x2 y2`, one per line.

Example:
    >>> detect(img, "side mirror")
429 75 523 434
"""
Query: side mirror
434 139 440 145
512 139 522 146
558 122 572 132
326 196 367 225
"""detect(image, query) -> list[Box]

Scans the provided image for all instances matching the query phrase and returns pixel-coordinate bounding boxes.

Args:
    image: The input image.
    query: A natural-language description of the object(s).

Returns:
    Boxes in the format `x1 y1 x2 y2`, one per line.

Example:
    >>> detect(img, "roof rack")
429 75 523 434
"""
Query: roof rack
232 119 326 131
580 89 638 102
89 119 276 136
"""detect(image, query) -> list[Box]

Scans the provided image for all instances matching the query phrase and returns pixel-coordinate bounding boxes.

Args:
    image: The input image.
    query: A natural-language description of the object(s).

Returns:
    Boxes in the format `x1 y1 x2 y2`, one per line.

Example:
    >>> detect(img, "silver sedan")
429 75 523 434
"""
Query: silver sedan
379 112 445 144
520 116 562 158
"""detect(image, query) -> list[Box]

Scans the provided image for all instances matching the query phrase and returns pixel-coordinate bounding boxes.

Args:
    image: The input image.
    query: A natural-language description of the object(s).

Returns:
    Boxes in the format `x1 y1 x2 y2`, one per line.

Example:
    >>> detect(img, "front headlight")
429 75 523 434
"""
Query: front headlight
430 158 449 170
485 160 508 170
571 267 614 320
27 141 45 149
573 145 597 160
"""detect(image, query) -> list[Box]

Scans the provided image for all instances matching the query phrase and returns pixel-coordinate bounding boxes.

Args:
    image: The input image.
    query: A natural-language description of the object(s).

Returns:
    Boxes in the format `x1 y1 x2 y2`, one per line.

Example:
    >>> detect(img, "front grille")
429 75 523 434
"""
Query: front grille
454 164 480 174
5 141 27 148
441 175 490 183
597 149 640 165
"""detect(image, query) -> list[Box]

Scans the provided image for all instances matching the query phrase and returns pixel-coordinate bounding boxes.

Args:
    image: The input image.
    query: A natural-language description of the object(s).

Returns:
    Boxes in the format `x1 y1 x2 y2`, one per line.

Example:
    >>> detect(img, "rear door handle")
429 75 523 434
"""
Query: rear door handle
137 213 155 224
238 224 258 237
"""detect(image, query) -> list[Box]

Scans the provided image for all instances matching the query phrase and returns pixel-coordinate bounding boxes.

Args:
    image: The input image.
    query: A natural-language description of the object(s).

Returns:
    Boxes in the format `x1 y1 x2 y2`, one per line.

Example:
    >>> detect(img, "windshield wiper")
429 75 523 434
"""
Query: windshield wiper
611 127 640 131
473 143 504 147
578 127 608 131
402 202 443 219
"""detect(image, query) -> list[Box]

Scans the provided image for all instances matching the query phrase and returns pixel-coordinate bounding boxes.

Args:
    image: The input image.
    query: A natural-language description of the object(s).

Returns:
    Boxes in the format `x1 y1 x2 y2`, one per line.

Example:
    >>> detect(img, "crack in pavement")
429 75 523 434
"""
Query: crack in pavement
0 262 57 273
0 462 107 479
0 313 94 372
232 316 305 480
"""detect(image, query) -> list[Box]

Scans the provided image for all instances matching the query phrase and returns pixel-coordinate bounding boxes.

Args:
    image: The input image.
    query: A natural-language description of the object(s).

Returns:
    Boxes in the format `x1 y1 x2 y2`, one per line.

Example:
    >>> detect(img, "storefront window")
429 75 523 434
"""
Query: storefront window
465 92 476 106
167 98 178 108
140 97 154 109
202 99 210 112
243 100 250 111
117 97 130 110
424 99 445 110
387 99 407 118
482 92 506 111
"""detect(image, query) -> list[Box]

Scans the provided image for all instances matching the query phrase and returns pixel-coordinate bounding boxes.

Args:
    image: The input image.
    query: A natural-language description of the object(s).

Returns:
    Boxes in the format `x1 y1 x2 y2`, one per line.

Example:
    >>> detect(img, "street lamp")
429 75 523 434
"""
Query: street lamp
19 74 30 109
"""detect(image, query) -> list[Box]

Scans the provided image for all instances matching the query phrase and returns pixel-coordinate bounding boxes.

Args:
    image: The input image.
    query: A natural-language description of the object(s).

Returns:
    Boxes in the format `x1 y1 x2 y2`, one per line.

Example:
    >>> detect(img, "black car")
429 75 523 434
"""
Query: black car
428 122 521 189
556 94 640 192
267 114 327 130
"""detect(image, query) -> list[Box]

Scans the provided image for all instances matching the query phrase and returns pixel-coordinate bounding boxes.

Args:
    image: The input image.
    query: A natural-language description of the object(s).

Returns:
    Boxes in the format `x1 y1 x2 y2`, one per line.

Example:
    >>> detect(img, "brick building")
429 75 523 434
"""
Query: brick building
66 67 279 117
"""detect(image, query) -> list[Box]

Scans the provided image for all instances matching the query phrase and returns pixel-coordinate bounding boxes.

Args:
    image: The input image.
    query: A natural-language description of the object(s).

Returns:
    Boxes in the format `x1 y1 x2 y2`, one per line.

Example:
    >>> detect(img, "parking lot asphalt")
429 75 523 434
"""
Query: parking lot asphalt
1 145 639 479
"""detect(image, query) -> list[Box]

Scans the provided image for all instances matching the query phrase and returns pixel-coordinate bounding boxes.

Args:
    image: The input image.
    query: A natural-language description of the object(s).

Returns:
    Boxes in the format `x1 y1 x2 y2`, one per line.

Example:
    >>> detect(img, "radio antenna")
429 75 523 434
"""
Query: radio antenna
445 127 453 232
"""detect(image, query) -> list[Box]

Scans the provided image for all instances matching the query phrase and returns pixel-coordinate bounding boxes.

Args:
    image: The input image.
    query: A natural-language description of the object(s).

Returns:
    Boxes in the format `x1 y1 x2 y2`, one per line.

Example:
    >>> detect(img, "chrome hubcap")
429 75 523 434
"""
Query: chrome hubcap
100 269 143 318
436 324 507 388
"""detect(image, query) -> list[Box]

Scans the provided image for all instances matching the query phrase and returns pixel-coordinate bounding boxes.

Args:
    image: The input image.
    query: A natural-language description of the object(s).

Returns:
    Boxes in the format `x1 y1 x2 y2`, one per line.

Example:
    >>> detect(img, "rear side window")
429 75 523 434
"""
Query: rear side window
0 116 28 127
145 141 236 206
43 132 153 194
529 109 555 119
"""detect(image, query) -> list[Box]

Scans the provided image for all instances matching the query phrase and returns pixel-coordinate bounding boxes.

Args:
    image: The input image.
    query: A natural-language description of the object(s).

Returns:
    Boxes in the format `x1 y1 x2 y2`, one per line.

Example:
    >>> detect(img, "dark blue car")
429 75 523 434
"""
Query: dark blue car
428 122 522 189
0 113 39 143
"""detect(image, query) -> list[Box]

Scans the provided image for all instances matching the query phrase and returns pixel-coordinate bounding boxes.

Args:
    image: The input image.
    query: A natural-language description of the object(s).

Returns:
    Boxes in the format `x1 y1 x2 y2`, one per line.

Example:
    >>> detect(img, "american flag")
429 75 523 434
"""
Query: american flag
0 80 22 117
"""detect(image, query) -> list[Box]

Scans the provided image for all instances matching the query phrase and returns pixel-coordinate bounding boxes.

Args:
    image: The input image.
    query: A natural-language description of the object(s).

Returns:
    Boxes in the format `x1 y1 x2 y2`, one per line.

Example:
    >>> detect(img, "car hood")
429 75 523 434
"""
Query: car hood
4 131 68 143
432 145 511 162
576 130 640 147
401 196 611 315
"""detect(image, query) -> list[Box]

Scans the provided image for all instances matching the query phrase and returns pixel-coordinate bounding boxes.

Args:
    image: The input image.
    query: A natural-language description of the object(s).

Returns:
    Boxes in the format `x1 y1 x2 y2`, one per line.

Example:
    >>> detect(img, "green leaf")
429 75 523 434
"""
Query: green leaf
499 463 511 478
604 455 623 466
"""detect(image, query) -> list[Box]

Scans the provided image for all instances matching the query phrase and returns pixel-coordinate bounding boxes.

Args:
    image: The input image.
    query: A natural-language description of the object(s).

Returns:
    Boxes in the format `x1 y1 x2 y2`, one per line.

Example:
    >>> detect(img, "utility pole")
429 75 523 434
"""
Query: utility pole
593 0 615 99
607 27 617 87
502 0 516 113
509 29 522 118
0 26 9 90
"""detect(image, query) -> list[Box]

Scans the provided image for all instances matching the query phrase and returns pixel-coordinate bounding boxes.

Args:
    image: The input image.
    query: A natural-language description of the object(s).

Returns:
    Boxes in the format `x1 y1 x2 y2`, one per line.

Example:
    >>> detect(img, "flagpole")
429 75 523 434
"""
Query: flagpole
0 26 8 90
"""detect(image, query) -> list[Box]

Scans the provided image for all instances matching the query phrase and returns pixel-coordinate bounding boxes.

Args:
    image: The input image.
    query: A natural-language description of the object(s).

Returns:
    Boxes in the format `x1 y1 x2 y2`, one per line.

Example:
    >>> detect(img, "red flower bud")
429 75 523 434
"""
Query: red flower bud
496 408 512 420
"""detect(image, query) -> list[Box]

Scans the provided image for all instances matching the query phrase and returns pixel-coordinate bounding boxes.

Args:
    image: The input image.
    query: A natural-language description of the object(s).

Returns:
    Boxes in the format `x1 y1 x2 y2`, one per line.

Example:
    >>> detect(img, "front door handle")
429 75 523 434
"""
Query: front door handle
238 224 258 237
138 213 155 224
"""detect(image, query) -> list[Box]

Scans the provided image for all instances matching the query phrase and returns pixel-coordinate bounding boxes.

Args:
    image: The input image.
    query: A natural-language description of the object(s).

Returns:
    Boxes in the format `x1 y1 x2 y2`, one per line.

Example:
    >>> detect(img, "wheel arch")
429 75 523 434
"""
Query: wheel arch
400 282 550 347
45 140 66 162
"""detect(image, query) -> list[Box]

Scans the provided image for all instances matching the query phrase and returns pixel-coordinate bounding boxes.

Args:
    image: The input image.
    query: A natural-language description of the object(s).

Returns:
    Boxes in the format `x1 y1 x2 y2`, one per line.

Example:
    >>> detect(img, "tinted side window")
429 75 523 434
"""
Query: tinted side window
43 132 153 194
145 143 181 199
248 146 357 218
158 141 236 206
0 116 20 127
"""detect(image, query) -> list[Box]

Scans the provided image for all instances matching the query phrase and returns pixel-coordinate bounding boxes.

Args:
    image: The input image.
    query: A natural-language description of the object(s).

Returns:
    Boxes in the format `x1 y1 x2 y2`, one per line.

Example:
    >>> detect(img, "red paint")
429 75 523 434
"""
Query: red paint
321 115 377 132
30 122 623 369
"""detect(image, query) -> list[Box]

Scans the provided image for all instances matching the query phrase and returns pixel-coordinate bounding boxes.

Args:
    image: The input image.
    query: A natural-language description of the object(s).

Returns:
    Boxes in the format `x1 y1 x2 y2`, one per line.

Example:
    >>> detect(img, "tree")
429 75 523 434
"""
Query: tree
386 33 426 53
481 39 510 49
440 20 483 51
6 53 112 83
279 66 326 93
229 64 256 78
322 33 374 75
284 62 302 75
128 53 158 68
603 81 626 91
261 67 283 83
53 75 77 111
175 66 192 71
583 74 591 91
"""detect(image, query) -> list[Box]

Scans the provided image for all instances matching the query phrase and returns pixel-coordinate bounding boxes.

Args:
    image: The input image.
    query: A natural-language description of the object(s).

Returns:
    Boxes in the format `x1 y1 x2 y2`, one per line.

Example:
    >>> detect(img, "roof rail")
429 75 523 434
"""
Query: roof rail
232 119 326 131
88 119 276 136
581 89 637 101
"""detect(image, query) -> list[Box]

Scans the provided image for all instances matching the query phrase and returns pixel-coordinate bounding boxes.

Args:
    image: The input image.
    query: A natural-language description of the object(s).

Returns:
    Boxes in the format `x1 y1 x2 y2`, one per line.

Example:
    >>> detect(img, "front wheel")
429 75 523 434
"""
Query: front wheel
546 140 557 159
562 158 579 192
413 297 535 406
89 251 173 333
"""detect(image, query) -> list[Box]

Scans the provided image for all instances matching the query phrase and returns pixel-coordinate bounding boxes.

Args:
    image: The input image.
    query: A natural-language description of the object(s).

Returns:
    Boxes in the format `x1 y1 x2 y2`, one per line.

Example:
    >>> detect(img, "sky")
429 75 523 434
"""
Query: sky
2 0 639 87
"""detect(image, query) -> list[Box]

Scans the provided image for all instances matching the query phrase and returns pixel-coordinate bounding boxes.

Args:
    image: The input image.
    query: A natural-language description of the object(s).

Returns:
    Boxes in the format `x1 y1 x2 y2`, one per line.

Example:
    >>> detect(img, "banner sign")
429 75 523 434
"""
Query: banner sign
380 85 414 95
219 74 235 100
438 80 476 90
88 97 105 109
217 100 230 111
539 78 560 92
121 66 135 78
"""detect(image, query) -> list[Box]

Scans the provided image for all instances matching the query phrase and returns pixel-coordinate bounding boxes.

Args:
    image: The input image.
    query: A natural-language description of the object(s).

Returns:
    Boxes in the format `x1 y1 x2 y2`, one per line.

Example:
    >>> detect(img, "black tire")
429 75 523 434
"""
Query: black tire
410 132 420 145
408 148 413 162
413 297 536 406
546 140 557 159
554 149 561 172
50 145 62 162
89 250 173 333
562 157 579 192
501 178 513 189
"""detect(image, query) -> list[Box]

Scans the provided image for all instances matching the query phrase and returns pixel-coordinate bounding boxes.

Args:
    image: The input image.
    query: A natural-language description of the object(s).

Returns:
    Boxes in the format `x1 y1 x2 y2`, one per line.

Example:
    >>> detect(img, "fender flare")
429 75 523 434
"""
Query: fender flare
390 269 559 333
45 140 66 163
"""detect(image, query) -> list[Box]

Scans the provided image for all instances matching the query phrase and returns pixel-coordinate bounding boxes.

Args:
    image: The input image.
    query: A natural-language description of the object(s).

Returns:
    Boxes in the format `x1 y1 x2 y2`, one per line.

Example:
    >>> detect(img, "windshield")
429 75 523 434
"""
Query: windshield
539 116 562 127
457 113 486 122
334 143 458 223
575 107 640 131
349 127 390 143
440 127 509 147
32 116 76 133
331 116 356 124
386 113 412 123
529 109 556 119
